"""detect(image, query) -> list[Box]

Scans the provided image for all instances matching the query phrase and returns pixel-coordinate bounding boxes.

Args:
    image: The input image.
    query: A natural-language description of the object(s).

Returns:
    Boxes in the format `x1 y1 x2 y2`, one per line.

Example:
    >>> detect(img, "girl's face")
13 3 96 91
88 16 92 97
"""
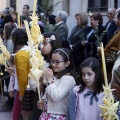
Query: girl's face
81 67 95 90
41 39 52 56
51 53 69 73
90 17 99 28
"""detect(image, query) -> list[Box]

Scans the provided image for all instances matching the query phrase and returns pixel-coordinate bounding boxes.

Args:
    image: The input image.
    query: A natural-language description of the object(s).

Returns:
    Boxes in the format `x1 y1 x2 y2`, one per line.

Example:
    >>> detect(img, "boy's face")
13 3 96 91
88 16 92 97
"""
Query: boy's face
22 6 29 15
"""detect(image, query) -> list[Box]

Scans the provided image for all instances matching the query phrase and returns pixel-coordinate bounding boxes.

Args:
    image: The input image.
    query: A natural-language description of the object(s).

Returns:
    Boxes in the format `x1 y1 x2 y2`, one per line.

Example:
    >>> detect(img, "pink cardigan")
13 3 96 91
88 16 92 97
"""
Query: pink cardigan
74 86 104 120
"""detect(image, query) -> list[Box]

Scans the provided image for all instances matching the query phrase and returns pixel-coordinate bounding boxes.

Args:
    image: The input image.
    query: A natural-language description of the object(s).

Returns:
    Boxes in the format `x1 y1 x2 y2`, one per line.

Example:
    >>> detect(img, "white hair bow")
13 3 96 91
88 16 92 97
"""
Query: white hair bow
46 35 56 42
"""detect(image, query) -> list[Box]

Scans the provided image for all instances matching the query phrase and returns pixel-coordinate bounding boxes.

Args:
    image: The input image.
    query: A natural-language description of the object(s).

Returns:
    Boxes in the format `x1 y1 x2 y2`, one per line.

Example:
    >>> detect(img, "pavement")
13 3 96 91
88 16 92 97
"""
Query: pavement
0 97 12 120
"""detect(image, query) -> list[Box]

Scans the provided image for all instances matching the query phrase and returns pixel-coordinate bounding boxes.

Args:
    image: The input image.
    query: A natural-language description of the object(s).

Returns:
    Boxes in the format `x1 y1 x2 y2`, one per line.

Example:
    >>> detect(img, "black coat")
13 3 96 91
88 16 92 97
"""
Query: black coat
68 25 83 45
85 25 107 58
105 20 117 44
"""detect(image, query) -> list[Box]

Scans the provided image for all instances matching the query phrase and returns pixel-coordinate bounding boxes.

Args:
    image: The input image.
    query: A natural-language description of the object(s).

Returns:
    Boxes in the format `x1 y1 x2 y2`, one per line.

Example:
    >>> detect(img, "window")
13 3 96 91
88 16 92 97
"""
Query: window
88 0 108 12
10 0 16 10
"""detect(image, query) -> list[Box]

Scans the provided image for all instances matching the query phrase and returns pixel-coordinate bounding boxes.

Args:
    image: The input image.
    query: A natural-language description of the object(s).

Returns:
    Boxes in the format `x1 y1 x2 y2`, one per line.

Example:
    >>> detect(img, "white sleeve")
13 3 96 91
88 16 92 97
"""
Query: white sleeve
8 75 15 92
45 76 76 102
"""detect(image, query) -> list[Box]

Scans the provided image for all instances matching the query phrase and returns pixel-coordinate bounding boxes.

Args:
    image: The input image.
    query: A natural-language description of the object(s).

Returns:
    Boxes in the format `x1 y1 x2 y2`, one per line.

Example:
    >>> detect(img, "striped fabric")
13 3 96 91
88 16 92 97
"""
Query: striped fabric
21 90 35 111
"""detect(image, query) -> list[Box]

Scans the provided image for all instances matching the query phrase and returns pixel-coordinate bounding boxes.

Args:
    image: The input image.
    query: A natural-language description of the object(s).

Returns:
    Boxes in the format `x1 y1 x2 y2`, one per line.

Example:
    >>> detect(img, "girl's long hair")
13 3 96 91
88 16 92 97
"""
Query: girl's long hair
78 57 104 94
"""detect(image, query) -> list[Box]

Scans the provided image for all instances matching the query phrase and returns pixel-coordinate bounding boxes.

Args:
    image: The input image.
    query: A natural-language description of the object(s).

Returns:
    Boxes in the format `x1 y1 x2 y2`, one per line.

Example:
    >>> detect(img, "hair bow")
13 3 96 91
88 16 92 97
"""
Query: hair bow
46 35 56 42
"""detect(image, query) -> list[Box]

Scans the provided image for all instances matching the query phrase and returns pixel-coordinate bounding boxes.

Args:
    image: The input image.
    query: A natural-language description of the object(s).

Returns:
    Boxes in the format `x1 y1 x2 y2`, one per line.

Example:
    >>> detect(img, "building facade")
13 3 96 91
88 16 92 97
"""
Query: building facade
0 0 120 35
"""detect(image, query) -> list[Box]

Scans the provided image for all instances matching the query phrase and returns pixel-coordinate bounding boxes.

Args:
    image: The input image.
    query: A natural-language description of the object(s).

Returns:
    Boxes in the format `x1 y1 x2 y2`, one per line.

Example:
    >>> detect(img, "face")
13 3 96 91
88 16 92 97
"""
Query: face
11 13 16 21
41 39 52 56
90 17 99 28
55 15 61 24
81 67 95 90
76 16 81 26
107 9 115 21
51 53 69 73
22 6 29 15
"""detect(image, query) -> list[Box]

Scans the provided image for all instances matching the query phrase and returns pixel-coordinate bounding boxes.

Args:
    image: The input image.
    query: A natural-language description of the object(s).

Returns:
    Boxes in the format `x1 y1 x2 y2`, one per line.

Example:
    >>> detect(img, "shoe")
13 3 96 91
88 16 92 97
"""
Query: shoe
0 103 12 112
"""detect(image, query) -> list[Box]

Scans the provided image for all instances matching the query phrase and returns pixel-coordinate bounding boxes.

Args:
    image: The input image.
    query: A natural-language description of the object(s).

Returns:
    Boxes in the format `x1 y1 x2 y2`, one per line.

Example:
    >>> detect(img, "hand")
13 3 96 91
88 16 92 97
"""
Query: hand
81 40 87 46
97 47 101 55
19 96 23 102
44 68 53 82
6 67 14 76
37 100 45 110
9 91 14 98
69 45 73 51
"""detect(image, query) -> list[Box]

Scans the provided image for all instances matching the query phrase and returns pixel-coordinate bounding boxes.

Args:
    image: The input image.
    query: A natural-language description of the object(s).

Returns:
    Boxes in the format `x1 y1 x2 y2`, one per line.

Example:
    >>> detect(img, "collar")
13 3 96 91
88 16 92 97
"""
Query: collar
84 91 99 105
20 45 30 51
56 21 64 26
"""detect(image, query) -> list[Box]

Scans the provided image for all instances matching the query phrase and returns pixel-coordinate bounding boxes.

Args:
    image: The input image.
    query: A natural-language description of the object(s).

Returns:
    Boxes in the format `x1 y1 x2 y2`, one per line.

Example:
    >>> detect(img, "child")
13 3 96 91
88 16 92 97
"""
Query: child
41 32 63 62
30 32 63 120
37 48 76 120
67 57 105 120
12 28 35 120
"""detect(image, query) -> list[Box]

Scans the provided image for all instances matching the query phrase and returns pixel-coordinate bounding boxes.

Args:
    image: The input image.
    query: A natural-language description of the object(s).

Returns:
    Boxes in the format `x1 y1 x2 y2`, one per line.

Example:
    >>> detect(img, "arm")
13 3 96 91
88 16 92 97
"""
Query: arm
46 76 76 102
66 90 77 120
8 74 15 92
6 40 14 54
104 31 120 56
106 22 117 44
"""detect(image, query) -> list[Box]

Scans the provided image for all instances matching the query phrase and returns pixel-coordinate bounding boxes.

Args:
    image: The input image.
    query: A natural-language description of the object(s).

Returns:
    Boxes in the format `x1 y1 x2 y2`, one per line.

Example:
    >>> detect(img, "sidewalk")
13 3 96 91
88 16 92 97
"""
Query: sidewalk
0 97 12 120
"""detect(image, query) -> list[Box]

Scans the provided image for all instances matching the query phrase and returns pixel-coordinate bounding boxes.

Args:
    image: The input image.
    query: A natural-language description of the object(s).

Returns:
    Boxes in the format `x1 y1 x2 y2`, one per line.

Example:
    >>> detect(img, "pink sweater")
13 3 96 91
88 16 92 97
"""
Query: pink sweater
73 86 104 120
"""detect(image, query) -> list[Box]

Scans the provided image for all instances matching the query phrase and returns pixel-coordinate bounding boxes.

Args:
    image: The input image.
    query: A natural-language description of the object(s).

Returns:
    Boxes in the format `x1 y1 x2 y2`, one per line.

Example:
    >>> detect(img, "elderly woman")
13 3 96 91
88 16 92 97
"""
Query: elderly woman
52 11 68 47
69 12 90 73
68 12 89 45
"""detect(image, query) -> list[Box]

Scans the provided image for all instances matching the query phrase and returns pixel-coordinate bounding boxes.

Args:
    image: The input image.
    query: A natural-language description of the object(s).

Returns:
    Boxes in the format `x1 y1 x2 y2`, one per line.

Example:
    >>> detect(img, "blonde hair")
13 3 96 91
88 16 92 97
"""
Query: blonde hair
75 12 88 25
80 12 88 25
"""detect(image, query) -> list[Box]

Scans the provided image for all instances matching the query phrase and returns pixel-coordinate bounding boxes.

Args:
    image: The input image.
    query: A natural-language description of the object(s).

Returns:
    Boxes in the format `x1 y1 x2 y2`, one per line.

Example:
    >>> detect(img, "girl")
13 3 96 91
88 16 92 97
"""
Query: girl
30 32 63 120
67 57 105 120
4 22 16 54
41 32 63 62
37 48 76 120
12 28 35 120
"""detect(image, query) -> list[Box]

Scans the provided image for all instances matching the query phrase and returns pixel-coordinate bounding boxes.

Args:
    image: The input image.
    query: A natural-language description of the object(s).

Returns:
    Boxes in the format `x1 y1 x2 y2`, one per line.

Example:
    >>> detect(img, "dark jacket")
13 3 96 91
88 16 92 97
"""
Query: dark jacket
53 22 68 48
68 25 83 45
84 25 107 59
105 20 117 44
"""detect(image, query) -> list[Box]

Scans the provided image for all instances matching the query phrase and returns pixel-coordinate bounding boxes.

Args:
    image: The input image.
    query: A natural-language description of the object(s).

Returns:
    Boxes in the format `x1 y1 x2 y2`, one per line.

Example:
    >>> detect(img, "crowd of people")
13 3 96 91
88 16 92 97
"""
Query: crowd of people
0 4 120 120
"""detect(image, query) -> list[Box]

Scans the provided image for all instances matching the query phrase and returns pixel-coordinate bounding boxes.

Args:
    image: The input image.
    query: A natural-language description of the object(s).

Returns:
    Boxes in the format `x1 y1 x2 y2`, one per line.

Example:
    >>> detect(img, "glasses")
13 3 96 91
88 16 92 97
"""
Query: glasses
50 60 65 65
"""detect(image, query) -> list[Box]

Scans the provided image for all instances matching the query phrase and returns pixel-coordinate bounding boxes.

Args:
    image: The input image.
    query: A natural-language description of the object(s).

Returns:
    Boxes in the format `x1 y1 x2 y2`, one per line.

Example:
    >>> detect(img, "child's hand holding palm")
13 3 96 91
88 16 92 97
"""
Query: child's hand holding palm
44 68 54 83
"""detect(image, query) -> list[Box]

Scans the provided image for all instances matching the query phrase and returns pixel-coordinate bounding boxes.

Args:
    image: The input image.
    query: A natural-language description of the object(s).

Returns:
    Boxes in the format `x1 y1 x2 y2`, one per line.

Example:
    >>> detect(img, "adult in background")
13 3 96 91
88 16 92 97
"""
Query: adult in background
104 11 120 82
52 11 68 48
105 8 117 44
44 15 56 33
22 4 30 16
68 13 88 45
83 13 107 59
0 8 10 35
68 12 90 73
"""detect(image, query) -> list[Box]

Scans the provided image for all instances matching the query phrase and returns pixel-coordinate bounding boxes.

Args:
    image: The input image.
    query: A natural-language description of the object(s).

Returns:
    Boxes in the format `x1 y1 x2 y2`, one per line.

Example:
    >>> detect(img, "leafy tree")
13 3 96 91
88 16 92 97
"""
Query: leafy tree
39 0 61 23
